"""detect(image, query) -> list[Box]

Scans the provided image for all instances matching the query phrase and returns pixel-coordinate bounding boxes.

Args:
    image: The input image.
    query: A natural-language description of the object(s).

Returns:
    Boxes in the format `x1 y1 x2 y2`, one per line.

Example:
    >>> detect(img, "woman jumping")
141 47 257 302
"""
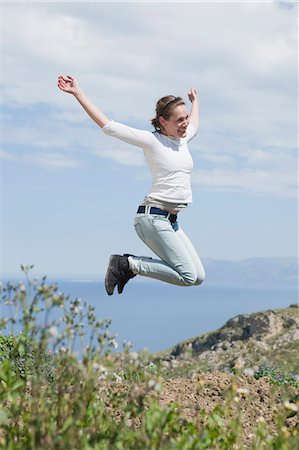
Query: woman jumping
58 75 205 295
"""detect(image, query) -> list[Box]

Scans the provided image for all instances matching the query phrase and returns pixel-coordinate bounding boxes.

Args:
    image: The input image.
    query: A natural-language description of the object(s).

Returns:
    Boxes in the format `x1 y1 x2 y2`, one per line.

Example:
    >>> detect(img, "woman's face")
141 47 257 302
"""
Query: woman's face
159 104 190 139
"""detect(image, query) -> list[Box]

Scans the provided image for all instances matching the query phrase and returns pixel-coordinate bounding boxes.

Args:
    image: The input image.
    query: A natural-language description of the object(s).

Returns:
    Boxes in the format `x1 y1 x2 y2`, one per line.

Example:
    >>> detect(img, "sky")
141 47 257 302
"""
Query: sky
1 0 298 278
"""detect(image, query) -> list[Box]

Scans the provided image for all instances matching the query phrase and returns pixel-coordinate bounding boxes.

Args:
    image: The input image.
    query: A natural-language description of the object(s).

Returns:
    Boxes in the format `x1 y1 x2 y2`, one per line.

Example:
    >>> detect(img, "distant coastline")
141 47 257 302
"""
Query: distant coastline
2 257 298 289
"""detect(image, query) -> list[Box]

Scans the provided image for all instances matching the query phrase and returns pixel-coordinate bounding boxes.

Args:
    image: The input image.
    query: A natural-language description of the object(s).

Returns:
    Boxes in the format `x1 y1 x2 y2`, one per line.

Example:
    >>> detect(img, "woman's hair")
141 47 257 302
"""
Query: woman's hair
151 95 185 132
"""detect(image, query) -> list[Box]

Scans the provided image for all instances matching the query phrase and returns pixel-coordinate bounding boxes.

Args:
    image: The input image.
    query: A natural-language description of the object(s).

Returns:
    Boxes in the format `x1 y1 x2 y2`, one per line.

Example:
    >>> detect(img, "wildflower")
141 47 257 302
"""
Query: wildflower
148 379 156 388
110 338 118 349
93 364 108 380
123 340 132 351
148 379 162 391
19 283 26 292
49 326 58 337
113 373 122 383
92 362 102 371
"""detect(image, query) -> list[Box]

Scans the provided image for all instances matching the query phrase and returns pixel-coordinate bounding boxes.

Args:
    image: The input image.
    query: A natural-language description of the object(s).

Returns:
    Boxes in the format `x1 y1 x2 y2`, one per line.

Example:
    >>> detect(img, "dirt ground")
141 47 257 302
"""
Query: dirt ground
104 370 298 447
154 371 298 446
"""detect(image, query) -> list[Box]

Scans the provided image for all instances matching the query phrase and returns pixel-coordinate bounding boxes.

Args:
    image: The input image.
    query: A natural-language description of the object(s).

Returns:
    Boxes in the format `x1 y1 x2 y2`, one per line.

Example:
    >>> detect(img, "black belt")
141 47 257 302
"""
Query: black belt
137 205 177 223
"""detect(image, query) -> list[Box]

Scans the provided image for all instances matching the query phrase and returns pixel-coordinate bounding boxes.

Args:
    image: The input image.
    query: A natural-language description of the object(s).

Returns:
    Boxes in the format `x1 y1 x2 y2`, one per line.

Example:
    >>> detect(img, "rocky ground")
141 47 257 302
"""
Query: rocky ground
159 372 299 444
105 369 298 448
106 305 299 447
156 371 298 447
156 304 299 375
152 305 298 445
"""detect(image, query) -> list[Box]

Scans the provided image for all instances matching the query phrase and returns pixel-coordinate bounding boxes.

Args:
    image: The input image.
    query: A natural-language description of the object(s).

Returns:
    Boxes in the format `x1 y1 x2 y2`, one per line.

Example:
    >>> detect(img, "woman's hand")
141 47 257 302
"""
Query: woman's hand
188 87 198 103
57 75 110 128
188 87 199 130
57 75 81 95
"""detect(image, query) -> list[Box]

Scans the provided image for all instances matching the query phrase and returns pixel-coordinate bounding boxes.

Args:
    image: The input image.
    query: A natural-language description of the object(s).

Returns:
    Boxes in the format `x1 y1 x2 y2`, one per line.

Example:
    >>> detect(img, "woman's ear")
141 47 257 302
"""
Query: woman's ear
159 116 166 128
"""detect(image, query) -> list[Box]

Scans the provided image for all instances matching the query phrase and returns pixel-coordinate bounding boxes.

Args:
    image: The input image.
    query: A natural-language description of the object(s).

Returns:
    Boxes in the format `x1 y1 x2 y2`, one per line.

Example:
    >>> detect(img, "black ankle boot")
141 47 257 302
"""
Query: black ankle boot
105 254 136 296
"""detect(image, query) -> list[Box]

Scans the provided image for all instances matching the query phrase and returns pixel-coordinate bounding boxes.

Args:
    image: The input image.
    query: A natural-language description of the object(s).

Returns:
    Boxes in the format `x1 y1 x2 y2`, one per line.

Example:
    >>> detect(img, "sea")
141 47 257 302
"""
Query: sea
16 277 295 353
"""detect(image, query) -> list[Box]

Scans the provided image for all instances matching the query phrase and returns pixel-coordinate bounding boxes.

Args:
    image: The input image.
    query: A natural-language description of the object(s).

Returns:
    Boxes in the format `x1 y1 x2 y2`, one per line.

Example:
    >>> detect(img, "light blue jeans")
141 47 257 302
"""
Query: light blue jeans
131 213 205 286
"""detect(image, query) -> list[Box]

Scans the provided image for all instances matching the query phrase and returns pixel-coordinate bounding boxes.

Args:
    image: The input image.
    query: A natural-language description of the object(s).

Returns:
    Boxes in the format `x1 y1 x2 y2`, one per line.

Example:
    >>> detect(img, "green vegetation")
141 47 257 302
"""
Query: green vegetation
254 367 299 388
0 266 298 449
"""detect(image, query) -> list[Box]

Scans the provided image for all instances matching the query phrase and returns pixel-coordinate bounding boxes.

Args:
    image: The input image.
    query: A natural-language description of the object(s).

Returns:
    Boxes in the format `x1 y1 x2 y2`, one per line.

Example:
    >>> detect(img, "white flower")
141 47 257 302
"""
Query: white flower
113 374 122 383
92 363 108 380
19 283 26 292
148 379 156 388
92 362 100 370
130 352 139 360
147 379 162 391
110 338 118 349
49 326 58 337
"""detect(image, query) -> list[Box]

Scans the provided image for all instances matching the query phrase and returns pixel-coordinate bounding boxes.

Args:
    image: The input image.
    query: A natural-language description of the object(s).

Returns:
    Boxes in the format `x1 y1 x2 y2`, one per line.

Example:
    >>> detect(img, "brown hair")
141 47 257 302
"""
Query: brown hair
151 95 185 132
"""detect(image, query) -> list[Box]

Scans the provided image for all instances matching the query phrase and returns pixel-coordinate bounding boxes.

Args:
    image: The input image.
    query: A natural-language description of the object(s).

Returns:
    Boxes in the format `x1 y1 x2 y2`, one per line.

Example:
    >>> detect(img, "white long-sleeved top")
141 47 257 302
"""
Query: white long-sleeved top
102 120 197 205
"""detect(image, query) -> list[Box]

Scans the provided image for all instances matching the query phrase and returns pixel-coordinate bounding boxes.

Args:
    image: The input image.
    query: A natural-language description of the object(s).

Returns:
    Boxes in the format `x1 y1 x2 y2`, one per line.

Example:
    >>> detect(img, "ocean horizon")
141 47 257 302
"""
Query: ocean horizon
2 276 296 353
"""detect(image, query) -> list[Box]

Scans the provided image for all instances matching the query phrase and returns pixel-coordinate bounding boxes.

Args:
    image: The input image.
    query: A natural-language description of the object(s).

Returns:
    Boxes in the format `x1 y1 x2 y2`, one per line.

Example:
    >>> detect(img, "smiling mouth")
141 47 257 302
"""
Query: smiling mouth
178 129 187 136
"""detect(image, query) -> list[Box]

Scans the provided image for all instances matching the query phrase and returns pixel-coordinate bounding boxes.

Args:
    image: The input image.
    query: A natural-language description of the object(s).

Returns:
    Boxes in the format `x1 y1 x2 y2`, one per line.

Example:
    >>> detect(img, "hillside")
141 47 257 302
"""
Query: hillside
156 304 299 375
1 274 298 449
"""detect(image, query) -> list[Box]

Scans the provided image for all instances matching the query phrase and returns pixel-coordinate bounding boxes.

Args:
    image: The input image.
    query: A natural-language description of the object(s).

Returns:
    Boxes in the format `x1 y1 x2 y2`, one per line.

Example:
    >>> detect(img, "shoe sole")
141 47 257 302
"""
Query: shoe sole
105 255 117 296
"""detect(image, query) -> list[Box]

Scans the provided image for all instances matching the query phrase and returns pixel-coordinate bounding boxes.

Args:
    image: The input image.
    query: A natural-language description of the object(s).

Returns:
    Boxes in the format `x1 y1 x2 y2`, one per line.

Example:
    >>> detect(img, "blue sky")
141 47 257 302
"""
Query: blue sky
1 0 298 278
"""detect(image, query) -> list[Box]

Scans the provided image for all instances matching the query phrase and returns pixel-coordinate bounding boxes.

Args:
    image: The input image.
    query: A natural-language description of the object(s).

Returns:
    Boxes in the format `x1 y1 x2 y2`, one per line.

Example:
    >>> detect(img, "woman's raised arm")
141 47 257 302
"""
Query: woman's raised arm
188 87 199 131
57 75 110 128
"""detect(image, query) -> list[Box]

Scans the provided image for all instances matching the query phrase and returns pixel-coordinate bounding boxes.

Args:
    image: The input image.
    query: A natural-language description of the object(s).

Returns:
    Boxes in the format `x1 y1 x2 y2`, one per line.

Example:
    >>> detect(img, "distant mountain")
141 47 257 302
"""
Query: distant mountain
156 304 299 373
202 257 298 287
2 257 297 286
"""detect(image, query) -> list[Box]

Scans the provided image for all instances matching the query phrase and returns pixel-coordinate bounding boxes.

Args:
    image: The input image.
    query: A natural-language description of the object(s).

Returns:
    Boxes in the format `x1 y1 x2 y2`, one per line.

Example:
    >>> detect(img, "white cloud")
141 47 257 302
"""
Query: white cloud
1 148 85 169
92 147 145 167
2 1 298 197
22 152 85 169
192 167 297 198
0 150 16 161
